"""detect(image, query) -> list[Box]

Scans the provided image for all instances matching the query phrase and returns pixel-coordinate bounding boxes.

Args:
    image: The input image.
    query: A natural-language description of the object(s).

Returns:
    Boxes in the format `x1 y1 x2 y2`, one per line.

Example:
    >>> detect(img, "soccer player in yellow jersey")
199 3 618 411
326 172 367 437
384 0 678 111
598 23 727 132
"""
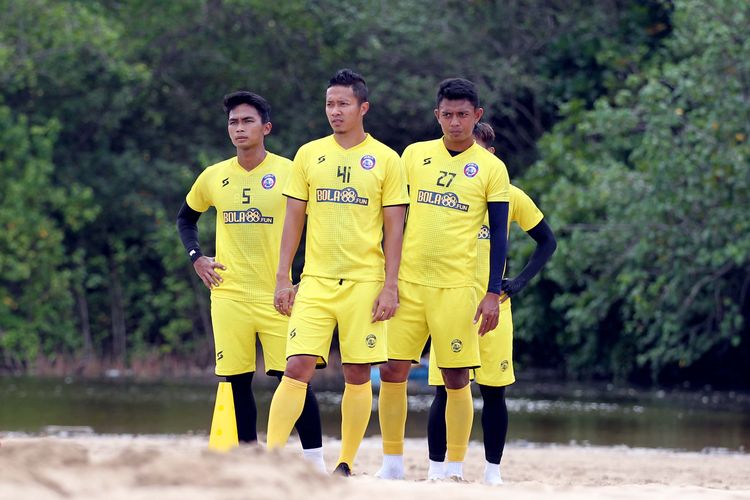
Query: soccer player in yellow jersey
176 91 324 470
426 123 557 484
376 79 510 481
266 69 409 476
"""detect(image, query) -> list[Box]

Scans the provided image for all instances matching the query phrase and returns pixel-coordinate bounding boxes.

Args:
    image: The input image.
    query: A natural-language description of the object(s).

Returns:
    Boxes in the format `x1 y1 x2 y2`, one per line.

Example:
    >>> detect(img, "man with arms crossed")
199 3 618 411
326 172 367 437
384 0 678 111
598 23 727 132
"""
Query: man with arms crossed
176 91 324 469
377 79 510 481
267 69 408 477
426 122 557 484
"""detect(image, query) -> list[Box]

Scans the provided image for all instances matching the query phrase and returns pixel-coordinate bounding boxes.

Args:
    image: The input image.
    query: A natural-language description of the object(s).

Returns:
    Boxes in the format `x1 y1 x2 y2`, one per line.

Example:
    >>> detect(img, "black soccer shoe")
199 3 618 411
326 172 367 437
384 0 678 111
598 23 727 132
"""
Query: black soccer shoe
332 462 352 477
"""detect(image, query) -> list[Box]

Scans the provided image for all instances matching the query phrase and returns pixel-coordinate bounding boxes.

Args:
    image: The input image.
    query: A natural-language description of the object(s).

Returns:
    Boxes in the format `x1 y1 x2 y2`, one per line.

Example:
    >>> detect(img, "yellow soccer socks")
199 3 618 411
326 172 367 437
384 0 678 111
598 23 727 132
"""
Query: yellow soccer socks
376 380 408 479
336 381 372 469
266 376 307 449
445 384 473 477
378 381 408 454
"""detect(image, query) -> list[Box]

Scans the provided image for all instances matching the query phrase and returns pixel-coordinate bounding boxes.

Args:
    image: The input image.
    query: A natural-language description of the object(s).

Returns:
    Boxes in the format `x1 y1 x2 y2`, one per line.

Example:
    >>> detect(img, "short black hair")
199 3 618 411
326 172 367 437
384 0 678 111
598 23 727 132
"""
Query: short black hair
473 122 495 146
328 68 368 104
436 78 480 109
223 91 271 123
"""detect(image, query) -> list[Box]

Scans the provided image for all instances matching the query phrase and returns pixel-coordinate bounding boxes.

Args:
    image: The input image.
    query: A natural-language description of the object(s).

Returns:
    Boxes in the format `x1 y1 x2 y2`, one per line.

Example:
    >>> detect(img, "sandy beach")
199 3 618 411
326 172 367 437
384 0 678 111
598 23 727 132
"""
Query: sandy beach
1 434 748 499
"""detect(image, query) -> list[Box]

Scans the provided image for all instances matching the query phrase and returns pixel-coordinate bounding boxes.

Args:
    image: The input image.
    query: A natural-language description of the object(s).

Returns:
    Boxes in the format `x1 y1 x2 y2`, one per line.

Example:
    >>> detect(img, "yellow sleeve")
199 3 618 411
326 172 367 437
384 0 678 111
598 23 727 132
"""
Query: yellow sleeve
513 187 545 231
282 147 310 201
486 159 510 203
185 170 212 212
382 153 409 206
400 144 414 187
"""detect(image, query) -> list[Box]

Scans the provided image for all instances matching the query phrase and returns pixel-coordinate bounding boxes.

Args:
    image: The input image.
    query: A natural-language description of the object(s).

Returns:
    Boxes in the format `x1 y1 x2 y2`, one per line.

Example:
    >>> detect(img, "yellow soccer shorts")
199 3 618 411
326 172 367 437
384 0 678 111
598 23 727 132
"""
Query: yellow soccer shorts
428 298 515 387
211 295 289 376
286 276 387 365
387 280 480 369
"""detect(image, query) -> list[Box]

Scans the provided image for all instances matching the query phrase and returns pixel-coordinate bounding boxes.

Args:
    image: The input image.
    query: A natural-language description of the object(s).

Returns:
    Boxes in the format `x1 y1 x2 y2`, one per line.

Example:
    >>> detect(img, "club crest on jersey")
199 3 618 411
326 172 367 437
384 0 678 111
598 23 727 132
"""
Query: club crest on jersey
478 225 490 240
464 163 479 178
261 173 276 189
365 334 377 348
451 339 463 353
360 154 376 170
223 207 273 224
316 187 369 206
416 190 469 212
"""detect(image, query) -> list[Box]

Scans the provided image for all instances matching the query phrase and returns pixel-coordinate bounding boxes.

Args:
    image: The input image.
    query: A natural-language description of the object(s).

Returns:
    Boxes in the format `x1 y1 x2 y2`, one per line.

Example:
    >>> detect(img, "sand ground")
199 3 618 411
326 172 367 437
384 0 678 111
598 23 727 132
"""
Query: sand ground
1 434 749 499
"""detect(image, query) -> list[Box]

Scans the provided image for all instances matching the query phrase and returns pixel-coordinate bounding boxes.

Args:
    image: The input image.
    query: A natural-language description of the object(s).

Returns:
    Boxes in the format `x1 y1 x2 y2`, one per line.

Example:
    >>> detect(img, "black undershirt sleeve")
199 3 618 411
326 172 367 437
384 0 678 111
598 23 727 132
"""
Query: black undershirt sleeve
501 219 557 297
487 201 509 295
176 201 203 263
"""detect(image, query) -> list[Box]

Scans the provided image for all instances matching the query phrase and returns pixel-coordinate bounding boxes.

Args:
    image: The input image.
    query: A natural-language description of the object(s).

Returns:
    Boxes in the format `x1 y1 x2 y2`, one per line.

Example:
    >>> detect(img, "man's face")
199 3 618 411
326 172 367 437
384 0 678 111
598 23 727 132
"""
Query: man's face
227 103 271 150
325 85 368 134
435 99 483 145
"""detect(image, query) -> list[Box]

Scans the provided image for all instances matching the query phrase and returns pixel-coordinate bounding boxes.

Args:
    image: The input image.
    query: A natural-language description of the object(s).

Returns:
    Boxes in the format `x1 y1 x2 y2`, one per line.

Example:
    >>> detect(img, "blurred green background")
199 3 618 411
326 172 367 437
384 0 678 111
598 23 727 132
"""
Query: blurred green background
1 0 748 389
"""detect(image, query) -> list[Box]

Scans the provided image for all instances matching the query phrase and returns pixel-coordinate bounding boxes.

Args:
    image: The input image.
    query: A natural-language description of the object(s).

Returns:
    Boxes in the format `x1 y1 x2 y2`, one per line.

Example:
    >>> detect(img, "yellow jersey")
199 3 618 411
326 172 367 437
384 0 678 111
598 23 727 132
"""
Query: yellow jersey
186 153 290 303
400 139 510 288
476 184 544 293
283 134 409 281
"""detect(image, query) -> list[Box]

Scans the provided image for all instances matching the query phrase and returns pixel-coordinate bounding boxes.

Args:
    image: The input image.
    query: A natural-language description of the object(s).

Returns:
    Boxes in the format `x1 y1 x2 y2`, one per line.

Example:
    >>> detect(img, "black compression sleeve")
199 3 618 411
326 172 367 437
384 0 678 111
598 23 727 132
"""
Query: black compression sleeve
501 219 557 297
487 201 509 294
176 201 203 263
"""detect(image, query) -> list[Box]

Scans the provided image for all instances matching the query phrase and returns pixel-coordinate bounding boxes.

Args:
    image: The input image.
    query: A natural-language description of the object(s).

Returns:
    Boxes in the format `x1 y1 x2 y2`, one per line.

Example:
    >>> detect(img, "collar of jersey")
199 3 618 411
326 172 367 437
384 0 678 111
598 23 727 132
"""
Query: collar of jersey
437 137 478 159
327 133 371 151
231 152 273 175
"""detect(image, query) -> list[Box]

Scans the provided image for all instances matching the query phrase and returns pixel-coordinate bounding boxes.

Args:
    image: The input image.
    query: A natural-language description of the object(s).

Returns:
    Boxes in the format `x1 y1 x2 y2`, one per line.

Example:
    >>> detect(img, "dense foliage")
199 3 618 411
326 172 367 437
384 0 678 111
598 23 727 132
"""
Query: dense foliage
0 0 746 386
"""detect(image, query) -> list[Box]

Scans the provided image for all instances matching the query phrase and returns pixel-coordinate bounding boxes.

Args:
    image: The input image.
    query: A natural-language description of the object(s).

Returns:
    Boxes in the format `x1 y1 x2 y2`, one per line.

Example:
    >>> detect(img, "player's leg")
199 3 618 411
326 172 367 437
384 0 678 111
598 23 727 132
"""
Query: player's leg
267 277 336 450
474 302 514 485
479 384 507 485
334 279 389 476
211 297 259 443
429 286 480 480
427 384 448 479
376 280 429 479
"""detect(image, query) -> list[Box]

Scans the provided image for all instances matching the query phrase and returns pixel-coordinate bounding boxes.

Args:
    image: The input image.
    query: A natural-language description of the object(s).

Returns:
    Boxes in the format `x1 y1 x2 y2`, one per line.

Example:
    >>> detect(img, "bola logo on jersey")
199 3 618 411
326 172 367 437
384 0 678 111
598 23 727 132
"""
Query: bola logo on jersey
416 190 469 212
478 225 490 240
316 187 369 206
464 163 479 178
223 207 273 224
261 173 276 189
360 154 376 170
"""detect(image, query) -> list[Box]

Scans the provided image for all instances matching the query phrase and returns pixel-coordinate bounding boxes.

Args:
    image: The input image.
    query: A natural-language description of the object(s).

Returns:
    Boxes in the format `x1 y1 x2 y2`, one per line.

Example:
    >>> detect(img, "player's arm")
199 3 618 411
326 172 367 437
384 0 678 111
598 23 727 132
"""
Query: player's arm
474 201 509 335
176 201 226 290
500 219 557 301
372 204 407 322
274 196 307 316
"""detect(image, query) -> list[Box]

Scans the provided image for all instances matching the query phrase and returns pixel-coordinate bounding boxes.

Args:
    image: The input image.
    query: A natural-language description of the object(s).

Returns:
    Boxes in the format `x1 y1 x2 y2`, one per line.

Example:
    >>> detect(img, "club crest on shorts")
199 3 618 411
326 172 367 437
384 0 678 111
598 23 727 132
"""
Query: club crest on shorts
500 360 509 371
451 339 463 353
261 173 276 189
464 163 479 178
360 154 376 170
365 334 377 348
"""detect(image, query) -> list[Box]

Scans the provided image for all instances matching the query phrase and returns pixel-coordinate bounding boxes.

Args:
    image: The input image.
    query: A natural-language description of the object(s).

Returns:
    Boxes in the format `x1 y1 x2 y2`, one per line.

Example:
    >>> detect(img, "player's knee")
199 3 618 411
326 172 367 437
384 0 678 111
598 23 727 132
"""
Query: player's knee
442 368 470 389
379 360 410 382
284 355 316 382
342 363 371 385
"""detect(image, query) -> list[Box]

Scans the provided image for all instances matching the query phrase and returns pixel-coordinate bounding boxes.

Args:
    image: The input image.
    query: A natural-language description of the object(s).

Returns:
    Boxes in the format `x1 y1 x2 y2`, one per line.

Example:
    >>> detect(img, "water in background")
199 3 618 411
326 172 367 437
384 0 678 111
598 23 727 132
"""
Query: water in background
1 376 747 453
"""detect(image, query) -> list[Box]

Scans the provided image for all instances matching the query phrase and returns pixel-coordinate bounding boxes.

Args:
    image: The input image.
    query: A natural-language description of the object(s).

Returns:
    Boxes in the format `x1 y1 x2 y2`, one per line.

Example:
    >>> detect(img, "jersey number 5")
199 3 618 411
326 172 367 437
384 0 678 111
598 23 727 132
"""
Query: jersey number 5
436 171 456 187
242 188 251 204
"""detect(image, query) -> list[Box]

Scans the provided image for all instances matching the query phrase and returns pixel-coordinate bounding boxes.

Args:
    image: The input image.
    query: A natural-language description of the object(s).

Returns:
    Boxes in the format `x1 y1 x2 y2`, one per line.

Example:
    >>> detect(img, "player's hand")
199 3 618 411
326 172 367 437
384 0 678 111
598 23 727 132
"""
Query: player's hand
372 283 399 323
500 277 527 302
274 277 296 316
193 256 226 290
474 292 500 336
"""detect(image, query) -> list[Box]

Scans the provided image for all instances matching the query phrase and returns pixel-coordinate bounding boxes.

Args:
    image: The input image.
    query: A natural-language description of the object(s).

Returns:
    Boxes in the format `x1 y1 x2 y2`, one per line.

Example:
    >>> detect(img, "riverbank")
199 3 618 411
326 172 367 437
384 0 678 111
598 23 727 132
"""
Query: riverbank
1 434 748 499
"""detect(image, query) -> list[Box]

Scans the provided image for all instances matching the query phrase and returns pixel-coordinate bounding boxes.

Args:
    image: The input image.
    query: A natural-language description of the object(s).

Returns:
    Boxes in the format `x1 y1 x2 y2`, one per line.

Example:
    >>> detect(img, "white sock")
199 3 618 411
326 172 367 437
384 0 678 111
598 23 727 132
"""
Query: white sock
427 460 446 480
445 461 463 480
483 460 503 485
302 447 327 474
376 454 404 479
